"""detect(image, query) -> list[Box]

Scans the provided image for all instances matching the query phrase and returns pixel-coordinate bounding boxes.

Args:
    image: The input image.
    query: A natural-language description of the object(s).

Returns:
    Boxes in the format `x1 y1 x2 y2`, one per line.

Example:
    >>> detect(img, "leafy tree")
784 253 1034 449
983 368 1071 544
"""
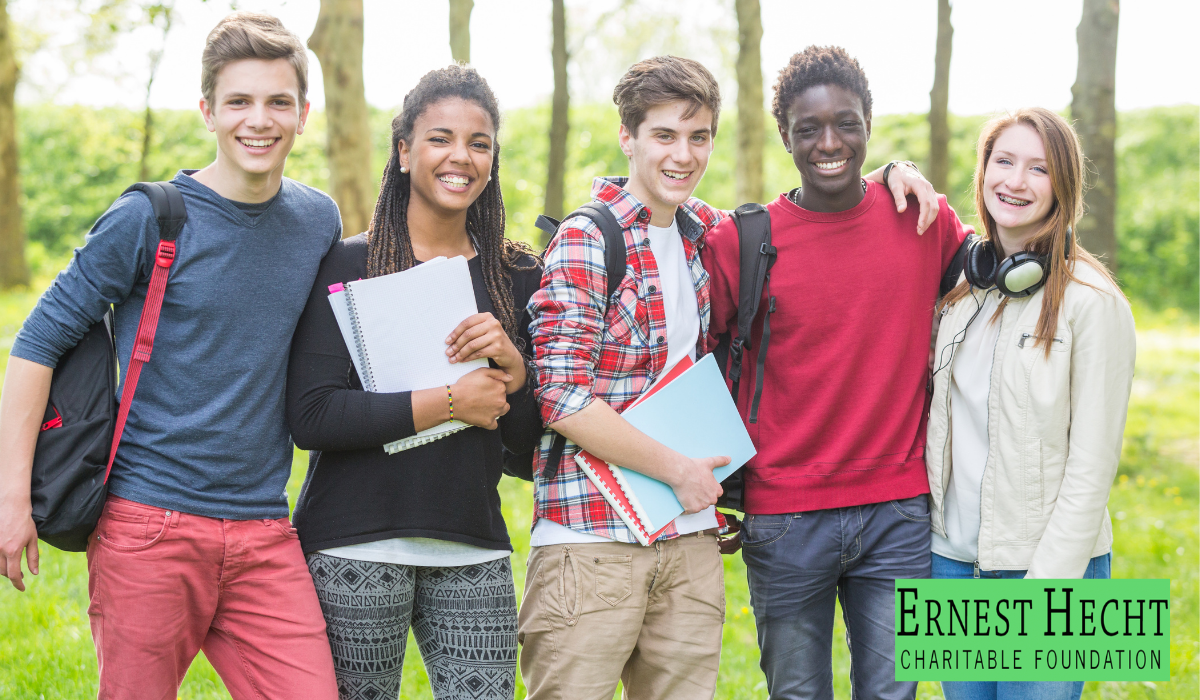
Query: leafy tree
928 0 953 193
0 0 28 287
734 0 763 206
1072 0 1120 270
310 0 374 238
449 0 473 64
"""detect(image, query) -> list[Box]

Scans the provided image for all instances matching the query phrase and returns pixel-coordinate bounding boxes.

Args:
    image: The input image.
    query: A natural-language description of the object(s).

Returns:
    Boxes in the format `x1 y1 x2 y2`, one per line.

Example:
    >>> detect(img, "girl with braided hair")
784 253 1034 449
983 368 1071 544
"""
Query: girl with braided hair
286 65 543 700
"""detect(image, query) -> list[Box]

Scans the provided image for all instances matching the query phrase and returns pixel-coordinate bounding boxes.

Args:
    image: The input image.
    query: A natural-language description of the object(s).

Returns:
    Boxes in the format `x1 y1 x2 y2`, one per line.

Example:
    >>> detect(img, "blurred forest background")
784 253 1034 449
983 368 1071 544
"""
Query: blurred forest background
0 1 1196 699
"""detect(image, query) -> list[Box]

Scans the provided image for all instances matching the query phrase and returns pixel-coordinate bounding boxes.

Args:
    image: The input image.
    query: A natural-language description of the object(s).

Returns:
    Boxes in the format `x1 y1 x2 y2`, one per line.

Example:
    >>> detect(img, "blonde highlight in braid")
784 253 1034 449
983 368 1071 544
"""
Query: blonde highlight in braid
367 65 537 349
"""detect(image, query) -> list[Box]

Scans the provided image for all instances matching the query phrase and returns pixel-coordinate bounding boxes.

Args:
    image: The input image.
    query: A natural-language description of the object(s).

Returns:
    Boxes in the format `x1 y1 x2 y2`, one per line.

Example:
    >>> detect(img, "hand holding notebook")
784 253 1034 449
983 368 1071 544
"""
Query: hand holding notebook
328 256 489 453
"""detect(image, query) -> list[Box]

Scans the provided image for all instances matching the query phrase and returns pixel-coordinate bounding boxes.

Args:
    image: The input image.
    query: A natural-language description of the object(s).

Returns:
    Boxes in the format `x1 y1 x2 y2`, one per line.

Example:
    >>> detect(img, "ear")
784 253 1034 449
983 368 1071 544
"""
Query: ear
865 115 872 142
199 97 216 132
618 124 634 158
778 122 791 154
397 139 411 172
297 101 311 135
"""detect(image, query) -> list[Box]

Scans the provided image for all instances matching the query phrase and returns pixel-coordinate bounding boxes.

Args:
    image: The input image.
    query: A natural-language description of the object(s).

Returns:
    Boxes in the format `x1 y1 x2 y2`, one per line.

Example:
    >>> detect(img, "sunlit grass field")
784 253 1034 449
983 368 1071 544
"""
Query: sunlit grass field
0 267 1195 698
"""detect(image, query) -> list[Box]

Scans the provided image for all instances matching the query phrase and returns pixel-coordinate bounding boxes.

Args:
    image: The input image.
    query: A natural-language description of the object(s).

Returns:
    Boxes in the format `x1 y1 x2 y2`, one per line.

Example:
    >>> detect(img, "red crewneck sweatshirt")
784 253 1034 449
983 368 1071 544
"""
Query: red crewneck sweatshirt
702 181 967 514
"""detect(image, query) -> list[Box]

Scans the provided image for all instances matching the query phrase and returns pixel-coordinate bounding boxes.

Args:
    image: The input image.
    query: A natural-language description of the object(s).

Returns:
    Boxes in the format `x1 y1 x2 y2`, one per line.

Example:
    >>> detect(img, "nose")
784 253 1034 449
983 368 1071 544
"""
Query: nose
449 138 472 165
816 125 841 155
668 135 695 166
1004 168 1027 192
244 102 274 131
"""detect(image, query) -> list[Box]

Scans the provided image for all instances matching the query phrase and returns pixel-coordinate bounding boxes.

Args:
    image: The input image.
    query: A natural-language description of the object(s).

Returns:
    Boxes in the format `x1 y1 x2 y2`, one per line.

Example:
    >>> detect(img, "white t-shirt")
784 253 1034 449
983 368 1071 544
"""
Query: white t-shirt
532 215 710 547
320 538 510 567
932 289 1002 563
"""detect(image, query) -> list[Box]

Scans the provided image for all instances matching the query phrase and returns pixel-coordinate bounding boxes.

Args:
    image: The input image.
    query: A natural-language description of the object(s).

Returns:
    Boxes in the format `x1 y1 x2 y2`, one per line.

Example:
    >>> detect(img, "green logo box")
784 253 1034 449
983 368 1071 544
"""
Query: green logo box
894 579 1170 681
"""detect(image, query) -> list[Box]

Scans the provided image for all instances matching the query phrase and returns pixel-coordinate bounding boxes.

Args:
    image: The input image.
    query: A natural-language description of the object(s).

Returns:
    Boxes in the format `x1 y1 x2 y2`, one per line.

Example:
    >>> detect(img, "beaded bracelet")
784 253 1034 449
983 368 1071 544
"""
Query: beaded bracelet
446 384 454 420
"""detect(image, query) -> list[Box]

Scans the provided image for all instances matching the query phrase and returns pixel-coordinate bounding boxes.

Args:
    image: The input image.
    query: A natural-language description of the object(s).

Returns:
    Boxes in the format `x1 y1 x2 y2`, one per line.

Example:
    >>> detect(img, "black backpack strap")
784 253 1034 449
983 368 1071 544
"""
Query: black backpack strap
536 200 627 483
123 182 188 242
729 203 775 424
940 235 972 297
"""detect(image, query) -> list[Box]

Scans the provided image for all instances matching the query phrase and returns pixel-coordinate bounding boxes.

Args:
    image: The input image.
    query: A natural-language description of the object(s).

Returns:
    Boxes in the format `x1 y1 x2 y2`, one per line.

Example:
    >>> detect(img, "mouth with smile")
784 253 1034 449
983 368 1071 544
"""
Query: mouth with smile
237 137 278 154
812 158 850 174
662 169 691 183
997 192 1032 207
437 173 472 193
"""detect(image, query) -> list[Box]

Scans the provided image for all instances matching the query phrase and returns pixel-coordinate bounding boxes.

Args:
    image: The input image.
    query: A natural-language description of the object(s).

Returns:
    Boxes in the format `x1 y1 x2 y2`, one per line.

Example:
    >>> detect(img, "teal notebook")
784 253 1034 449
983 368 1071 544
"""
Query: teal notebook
608 354 756 534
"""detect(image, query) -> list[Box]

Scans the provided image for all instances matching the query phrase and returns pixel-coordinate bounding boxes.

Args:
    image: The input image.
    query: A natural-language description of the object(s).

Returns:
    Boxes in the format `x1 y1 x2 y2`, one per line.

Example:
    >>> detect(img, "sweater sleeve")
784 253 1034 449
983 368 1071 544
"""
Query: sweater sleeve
11 193 158 368
701 215 742 352
498 258 546 455
286 240 416 452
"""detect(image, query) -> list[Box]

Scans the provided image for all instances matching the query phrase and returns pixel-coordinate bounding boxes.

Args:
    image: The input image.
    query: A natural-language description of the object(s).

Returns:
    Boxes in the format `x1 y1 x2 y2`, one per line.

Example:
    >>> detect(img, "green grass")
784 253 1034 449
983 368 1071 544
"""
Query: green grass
0 272 1195 699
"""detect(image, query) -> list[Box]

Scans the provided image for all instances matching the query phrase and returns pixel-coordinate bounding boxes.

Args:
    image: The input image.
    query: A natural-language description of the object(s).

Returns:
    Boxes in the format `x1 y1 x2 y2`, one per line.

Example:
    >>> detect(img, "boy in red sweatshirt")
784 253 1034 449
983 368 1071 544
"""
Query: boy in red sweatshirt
703 46 967 700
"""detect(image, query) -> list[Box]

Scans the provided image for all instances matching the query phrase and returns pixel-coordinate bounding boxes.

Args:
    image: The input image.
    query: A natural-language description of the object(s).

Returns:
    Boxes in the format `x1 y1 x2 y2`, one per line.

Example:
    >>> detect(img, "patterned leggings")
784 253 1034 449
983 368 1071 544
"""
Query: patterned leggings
306 553 518 700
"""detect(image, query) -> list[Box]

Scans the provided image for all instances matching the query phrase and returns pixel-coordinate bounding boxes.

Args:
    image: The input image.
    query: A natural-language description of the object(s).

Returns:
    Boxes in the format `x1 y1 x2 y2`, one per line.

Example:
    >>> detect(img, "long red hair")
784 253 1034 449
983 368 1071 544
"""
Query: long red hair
941 107 1119 356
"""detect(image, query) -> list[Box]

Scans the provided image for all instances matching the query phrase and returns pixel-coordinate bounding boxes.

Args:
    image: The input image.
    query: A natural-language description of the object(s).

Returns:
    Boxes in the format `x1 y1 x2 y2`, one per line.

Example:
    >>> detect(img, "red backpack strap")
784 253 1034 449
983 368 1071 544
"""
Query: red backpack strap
105 182 187 481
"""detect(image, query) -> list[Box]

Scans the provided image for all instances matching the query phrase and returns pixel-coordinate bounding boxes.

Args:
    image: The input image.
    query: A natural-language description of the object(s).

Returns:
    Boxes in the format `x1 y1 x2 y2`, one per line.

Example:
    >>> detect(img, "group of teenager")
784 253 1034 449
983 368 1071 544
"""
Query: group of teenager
0 10 1136 700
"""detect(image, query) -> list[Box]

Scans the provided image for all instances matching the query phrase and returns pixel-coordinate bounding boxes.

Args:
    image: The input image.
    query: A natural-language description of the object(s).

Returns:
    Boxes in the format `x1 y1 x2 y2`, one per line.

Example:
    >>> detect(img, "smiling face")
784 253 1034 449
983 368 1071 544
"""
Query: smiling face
982 123 1055 252
200 58 307 188
619 101 714 226
779 84 871 212
398 97 495 218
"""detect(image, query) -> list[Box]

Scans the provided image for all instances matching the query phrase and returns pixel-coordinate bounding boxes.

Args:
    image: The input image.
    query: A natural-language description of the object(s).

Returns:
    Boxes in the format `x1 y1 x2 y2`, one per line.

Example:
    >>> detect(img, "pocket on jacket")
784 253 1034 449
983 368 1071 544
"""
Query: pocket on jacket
741 514 793 548
593 554 633 607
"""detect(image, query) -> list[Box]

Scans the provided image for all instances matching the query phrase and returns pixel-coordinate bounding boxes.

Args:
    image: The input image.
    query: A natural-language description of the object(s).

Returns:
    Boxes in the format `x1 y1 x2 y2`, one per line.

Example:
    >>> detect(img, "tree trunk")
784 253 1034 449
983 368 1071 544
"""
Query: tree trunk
543 0 569 236
449 0 473 64
1071 0 1120 271
734 0 763 205
0 0 28 288
140 50 164 182
928 0 953 193
309 0 374 239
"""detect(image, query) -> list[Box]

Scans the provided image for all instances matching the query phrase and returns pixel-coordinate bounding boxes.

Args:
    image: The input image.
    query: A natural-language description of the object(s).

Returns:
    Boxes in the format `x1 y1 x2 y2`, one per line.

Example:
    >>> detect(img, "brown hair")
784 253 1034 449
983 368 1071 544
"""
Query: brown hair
201 12 309 106
612 56 722 137
941 107 1119 356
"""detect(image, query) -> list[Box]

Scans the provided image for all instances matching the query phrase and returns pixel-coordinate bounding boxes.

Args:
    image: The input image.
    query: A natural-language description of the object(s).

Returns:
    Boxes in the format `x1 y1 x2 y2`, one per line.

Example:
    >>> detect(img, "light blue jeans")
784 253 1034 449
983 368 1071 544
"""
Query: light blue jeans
930 552 1111 700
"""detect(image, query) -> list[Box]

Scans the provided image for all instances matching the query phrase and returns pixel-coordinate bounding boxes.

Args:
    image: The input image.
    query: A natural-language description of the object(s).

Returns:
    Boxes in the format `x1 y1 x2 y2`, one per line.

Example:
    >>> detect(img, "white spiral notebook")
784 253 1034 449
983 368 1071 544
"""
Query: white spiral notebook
327 256 488 453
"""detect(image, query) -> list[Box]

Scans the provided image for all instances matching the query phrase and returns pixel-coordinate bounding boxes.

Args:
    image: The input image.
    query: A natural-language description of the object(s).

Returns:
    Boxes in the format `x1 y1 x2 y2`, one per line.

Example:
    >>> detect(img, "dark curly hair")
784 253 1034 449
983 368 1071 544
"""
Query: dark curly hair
771 46 873 129
367 64 537 349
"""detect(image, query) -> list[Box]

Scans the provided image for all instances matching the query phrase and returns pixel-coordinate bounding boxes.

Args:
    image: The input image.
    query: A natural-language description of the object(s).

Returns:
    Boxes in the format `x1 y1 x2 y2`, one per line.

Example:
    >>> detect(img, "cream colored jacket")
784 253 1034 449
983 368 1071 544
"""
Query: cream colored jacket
925 262 1136 578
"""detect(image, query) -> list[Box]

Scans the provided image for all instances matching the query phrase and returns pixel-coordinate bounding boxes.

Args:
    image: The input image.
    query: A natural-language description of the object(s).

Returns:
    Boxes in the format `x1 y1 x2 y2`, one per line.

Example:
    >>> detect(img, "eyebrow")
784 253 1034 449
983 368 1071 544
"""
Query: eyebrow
222 92 296 101
993 149 1046 162
646 125 711 136
426 127 493 139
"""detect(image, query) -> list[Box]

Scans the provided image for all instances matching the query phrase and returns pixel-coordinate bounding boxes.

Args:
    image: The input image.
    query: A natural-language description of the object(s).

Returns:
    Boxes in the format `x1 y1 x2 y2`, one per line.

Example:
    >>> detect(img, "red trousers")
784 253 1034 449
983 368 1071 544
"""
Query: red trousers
86 495 338 700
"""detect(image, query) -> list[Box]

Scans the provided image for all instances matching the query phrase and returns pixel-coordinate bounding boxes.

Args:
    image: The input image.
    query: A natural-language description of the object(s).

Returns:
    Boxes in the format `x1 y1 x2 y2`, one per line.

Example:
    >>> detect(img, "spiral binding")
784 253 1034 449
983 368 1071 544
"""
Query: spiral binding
342 285 376 392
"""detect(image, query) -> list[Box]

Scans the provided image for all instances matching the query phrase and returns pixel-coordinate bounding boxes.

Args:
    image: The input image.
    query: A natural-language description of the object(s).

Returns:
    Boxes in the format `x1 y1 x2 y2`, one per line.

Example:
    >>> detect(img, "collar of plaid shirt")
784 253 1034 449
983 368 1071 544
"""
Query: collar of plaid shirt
590 176 716 244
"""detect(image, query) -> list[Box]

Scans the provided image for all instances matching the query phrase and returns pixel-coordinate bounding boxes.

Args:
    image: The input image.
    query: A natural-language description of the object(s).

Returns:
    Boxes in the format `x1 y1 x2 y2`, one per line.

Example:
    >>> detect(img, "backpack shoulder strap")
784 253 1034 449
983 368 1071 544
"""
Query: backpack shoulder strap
727 203 775 423
105 182 187 481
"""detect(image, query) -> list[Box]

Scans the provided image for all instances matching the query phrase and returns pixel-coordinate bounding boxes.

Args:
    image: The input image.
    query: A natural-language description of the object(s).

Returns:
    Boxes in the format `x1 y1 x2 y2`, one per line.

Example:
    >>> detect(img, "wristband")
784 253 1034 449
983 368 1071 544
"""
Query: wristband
446 384 454 420
883 160 921 189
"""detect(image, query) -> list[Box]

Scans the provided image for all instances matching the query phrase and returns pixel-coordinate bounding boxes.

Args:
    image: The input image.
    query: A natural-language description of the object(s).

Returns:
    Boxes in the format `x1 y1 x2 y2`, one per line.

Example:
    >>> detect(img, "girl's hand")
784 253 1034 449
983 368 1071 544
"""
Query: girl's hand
446 313 526 392
450 368 511 430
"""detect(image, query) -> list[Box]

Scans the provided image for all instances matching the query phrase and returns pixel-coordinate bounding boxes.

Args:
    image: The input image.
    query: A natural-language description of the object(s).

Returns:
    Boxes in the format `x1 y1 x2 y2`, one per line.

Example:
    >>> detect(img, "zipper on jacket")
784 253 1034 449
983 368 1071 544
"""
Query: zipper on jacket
1017 333 1065 348
973 311 1006 570
973 560 981 579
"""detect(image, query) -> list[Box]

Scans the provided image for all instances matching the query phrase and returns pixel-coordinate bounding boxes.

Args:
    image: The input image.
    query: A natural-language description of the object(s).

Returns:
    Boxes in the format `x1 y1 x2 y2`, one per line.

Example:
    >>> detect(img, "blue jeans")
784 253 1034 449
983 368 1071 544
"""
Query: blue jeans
741 495 932 700
931 552 1112 700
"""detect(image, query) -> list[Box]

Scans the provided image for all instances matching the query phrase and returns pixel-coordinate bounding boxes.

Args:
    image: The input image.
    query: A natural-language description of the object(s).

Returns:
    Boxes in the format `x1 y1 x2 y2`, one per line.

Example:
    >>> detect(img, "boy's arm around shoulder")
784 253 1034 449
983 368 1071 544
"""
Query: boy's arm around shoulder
526 216 611 427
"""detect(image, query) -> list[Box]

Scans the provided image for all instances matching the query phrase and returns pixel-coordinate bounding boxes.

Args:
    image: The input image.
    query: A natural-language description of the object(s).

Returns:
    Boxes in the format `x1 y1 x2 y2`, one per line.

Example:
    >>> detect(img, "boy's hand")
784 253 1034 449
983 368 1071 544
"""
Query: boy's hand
450 368 512 430
0 503 39 592
446 313 526 393
885 163 941 235
667 454 729 514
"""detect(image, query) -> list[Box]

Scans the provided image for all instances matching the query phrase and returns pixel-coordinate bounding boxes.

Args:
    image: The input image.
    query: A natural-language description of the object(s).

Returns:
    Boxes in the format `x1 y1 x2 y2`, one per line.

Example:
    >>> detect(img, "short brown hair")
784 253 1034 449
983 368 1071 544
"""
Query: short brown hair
612 56 722 137
201 12 309 106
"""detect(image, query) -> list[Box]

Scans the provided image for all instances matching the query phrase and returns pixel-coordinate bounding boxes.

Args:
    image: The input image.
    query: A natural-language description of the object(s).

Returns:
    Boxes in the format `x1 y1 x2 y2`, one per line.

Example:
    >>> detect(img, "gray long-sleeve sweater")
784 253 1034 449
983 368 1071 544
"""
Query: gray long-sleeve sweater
12 170 341 519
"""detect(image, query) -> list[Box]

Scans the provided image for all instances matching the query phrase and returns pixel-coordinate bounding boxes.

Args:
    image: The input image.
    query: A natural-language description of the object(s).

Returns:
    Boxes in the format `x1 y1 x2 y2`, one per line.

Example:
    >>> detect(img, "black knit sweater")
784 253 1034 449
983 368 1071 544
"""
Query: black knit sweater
286 233 543 553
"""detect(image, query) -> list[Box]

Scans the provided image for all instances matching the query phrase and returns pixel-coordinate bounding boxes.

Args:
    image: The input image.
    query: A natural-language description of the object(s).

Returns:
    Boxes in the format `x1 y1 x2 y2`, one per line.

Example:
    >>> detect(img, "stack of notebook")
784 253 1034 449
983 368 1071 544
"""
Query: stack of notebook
328 256 487 453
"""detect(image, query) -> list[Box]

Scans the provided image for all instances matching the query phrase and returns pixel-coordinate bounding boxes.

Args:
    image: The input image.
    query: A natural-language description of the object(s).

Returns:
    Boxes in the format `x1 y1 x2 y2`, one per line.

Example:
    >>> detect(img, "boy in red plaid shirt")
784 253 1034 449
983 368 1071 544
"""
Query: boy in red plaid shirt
521 54 941 700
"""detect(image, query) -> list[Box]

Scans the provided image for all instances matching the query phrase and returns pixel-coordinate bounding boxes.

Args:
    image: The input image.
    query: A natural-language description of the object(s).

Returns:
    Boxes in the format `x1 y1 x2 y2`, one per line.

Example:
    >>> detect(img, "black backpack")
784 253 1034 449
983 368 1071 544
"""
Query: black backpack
30 182 186 552
501 202 626 482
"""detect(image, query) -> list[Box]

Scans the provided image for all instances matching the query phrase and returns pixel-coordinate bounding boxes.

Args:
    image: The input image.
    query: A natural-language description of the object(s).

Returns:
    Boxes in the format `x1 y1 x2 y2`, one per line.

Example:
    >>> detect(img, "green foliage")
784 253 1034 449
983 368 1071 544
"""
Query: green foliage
14 102 1199 310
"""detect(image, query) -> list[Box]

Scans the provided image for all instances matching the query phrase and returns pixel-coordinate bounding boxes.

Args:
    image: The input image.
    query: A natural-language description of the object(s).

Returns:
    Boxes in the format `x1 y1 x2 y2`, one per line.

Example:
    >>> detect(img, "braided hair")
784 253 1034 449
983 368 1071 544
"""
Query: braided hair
367 64 538 349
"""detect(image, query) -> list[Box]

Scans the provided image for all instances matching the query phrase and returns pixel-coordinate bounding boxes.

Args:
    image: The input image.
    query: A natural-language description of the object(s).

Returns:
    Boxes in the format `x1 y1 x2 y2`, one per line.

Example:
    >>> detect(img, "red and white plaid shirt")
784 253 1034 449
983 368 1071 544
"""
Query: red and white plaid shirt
527 177 727 543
